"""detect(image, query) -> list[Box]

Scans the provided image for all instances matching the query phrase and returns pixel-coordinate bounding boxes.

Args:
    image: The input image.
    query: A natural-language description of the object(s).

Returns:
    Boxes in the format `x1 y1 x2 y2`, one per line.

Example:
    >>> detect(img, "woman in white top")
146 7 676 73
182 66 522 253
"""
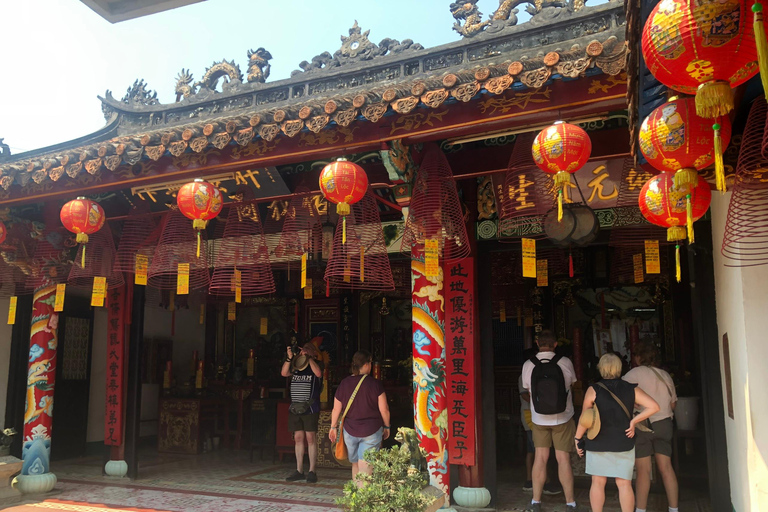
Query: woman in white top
623 341 679 512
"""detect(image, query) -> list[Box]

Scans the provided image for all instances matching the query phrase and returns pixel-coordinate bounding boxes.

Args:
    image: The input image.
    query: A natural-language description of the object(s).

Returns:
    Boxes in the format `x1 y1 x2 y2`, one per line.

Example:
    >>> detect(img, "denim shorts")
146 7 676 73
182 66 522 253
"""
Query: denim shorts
343 427 383 463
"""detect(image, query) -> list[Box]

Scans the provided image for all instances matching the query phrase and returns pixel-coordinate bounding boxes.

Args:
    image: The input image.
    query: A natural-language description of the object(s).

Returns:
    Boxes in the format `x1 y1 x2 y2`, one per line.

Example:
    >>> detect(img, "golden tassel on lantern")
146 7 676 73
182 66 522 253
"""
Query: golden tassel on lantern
696 80 735 118
686 194 695 244
337 202 350 245
667 226 686 242
192 219 207 259
675 244 682 283
557 190 564 222
76 233 89 268
753 3 768 102
713 123 726 192
673 168 698 189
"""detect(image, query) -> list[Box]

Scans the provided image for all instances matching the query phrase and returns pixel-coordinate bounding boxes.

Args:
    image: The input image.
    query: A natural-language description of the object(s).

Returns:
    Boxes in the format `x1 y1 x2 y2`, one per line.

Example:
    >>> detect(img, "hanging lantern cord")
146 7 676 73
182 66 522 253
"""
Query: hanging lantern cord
753 3 768 102
686 193 695 245
713 123 726 193
675 244 682 283
197 231 201 259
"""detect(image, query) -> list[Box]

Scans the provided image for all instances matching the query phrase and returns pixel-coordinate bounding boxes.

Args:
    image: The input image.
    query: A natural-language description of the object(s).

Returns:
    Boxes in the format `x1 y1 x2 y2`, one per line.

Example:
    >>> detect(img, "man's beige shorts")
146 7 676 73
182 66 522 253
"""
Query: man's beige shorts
531 419 576 452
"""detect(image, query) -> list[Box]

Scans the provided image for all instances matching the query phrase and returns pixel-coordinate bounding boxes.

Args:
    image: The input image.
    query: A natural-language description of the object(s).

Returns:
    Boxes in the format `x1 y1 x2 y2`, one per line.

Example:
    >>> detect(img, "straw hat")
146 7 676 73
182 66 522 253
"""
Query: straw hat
291 354 310 372
578 406 601 440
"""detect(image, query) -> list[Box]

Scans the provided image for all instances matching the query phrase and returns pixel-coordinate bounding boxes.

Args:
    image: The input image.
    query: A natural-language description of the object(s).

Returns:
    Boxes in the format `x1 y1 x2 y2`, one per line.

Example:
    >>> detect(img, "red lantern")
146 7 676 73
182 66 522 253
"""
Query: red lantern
532 121 592 221
60 197 106 268
638 173 711 281
639 97 732 191
319 158 368 244
0 221 6 245
641 0 764 118
177 179 223 258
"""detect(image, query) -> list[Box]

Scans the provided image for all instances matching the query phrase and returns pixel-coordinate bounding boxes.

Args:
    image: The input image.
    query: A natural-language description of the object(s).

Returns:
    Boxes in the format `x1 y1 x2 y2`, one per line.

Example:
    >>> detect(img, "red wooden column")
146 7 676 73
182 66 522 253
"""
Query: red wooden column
411 249 450 503
104 284 129 477
16 284 59 494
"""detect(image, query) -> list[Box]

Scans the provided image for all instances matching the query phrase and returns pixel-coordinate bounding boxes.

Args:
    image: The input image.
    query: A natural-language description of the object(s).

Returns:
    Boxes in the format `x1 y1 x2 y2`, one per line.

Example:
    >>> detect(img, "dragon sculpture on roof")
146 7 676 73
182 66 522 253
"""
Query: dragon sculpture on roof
450 0 586 38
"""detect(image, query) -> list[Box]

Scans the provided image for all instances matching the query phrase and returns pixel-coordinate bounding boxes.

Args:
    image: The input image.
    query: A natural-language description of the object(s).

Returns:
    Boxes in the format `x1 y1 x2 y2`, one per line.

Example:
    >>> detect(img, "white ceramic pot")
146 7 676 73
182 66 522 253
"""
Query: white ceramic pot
12 473 57 495
452 486 492 508
676 396 700 431
104 460 128 478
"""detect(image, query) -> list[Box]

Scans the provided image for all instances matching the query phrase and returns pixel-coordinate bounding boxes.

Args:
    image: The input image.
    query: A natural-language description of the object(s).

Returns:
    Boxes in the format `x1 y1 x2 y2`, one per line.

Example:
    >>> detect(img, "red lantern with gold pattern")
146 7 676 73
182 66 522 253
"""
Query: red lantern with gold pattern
177 179 223 258
641 0 763 119
638 173 711 281
319 158 369 244
532 121 592 221
60 197 106 268
639 97 732 191
0 221 6 245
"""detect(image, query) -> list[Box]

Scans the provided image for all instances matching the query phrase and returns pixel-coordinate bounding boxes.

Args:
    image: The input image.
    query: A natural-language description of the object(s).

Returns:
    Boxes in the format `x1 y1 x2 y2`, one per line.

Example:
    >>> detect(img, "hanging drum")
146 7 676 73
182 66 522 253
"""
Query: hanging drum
543 207 576 246
569 205 599 246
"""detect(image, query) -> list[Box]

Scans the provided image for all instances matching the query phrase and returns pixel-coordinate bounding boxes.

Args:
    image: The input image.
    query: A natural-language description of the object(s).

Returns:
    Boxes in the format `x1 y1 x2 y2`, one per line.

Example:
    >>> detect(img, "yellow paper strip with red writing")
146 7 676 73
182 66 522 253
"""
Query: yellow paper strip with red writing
235 269 242 304
522 238 536 278
91 277 106 307
228 302 236 321
54 284 66 312
7 297 17 325
634 253 645 284
135 254 148 285
425 239 439 278
304 278 313 299
177 263 190 295
301 253 307 289
260 317 268 335
537 259 548 287
645 240 660 274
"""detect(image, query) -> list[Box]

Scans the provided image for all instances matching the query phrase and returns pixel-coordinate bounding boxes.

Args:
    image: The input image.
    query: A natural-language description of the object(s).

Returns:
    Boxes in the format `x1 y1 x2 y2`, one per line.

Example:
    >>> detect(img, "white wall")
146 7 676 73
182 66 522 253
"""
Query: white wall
711 194 768 512
0 297 12 430
85 304 206 443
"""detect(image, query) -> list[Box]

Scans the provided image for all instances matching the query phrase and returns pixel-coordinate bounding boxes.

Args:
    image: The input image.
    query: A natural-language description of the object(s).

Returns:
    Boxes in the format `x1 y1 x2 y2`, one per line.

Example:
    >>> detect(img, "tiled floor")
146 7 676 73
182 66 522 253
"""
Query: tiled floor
1 450 712 512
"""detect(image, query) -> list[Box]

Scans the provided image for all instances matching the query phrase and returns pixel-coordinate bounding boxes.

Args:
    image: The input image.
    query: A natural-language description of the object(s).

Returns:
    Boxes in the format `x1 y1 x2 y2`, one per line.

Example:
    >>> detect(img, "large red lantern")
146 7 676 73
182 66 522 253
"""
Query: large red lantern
60 197 106 268
319 158 368 244
641 0 765 119
177 179 223 258
0 221 6 245
639 173 711 281
639 97 732 191
532 121 592 221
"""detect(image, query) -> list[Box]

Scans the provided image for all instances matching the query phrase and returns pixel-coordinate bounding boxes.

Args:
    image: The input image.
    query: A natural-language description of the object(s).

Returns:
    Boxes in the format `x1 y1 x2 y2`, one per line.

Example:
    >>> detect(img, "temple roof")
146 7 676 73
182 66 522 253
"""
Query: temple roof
0 0 627 193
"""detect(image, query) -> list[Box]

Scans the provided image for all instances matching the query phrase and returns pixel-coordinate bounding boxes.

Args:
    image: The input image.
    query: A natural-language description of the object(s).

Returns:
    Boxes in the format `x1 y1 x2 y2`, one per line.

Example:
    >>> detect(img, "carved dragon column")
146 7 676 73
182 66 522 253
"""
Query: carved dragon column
411 248 451 505
14 283 59 494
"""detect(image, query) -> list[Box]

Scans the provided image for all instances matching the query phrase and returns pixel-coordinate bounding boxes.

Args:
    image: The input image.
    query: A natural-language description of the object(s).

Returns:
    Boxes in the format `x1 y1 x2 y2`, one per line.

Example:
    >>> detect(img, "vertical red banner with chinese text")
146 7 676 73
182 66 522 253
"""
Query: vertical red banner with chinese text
105 285 126 446
444 257 476 466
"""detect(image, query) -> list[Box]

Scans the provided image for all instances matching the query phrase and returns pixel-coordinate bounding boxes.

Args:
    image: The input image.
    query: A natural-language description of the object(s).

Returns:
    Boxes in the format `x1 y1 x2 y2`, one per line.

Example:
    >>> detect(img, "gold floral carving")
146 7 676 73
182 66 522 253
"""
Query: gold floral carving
484 75 515 95
557 57 592 78
451 82 480 102
229 139 280 159
32 169 47 184
190 137 209 153
169 141 188 156
0 176 12 190
235 128 255 146
362 103 388 123
422 89 449 109
260 124 281 141
307 115 330 133
299 126 358 147
282 119 304 138
334 109 357 127
105 155 122 171
596 51 628 76
390 109 449 135
520 68 550 88
85 159 103 175
478 87 551 115
49 166 65 182
146 145 166 161
212 133 231 149
392 96 419 114
66 162 83 179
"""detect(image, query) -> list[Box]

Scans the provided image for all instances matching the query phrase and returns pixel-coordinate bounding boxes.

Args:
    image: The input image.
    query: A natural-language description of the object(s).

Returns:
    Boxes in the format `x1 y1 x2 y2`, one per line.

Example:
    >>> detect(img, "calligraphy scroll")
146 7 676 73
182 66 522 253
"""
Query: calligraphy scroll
104 285 126 446
444 257 476 466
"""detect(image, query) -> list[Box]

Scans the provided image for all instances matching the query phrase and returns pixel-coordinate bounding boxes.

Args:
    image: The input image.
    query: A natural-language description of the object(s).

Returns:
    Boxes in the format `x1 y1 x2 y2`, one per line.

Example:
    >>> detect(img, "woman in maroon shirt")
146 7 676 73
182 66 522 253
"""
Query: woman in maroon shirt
329 351 391 484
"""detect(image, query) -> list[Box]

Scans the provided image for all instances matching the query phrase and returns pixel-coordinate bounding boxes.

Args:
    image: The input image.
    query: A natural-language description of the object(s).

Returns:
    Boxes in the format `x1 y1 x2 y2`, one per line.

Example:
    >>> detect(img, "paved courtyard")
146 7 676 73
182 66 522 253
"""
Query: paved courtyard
0 450 712 511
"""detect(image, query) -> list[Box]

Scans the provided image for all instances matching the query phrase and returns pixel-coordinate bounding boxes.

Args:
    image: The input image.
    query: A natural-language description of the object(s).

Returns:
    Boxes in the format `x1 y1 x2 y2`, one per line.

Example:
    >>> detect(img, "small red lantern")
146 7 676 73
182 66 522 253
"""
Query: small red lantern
319 158 368 244
641 0 764 118
60 197 106 268
639 97 732 191
0 221 6 245
177 179 223 258
532 121 592 221
638 173 711 281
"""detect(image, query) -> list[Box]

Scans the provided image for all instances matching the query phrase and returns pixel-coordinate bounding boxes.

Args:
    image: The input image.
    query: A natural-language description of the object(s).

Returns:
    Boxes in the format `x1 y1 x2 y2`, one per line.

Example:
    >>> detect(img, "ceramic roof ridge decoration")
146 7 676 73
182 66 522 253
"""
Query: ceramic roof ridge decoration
450 0 593 38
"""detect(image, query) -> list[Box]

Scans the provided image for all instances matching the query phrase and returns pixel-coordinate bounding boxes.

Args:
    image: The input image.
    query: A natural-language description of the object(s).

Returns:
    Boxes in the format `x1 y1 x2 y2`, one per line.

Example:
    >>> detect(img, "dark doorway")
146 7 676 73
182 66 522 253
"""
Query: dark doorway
51 296 94 461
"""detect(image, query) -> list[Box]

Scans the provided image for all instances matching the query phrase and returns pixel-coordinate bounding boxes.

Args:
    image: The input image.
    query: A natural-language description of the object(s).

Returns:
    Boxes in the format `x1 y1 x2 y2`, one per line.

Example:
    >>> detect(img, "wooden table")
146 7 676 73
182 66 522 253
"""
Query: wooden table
158 397 230 454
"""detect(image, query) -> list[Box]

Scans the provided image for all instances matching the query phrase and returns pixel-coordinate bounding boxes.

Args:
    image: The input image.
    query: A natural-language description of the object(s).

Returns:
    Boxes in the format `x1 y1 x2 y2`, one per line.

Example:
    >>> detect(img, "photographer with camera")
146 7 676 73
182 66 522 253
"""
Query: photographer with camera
281 338 323 483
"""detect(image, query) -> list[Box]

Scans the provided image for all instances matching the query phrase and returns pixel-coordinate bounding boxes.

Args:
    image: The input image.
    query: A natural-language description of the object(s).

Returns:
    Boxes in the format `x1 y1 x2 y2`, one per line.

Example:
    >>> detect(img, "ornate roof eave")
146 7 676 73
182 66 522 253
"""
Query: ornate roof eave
0 1 627 191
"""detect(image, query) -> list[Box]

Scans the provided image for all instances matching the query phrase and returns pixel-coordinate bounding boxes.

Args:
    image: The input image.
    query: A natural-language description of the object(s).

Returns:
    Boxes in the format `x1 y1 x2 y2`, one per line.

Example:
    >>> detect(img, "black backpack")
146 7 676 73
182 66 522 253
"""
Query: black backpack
529 354 568 415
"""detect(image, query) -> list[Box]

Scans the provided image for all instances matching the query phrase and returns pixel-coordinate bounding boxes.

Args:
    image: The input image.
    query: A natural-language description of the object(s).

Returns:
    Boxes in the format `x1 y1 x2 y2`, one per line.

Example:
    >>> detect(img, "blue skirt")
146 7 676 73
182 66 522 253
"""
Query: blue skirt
586 448 635 480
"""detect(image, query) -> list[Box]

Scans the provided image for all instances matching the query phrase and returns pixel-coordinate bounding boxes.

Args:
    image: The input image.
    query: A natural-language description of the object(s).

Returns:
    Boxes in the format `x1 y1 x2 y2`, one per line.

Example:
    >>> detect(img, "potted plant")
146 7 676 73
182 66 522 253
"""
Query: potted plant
0 429 16 457
337 427 444 512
